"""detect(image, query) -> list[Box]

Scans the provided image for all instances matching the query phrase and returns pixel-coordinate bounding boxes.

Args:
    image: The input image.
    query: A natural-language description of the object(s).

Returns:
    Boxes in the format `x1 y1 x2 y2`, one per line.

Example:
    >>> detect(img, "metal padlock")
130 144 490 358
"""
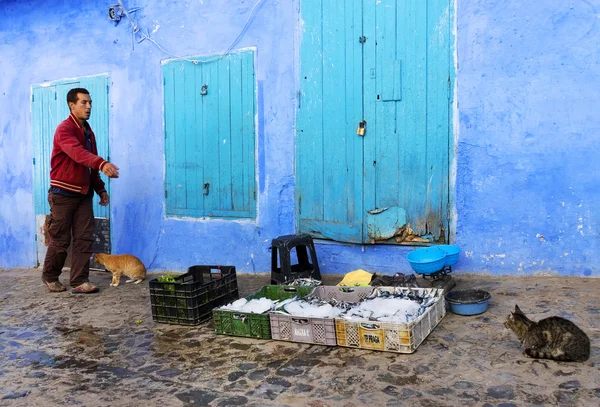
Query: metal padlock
356 121 366 136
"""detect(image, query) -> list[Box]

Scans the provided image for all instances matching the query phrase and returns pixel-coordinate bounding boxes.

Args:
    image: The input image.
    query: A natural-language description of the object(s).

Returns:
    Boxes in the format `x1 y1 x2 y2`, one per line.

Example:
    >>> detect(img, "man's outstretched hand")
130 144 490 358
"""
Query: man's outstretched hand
102 163 119 178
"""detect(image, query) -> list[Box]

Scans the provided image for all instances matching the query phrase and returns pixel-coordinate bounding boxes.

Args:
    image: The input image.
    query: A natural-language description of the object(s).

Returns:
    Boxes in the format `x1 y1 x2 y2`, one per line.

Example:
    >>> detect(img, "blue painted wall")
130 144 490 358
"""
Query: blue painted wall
454 0 600 277
0 0 598 276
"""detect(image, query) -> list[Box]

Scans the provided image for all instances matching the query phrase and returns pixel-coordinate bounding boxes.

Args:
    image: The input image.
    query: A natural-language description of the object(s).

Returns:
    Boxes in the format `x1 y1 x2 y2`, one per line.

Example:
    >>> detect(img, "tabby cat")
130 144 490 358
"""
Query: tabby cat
504 304 590 362
93 253 146 287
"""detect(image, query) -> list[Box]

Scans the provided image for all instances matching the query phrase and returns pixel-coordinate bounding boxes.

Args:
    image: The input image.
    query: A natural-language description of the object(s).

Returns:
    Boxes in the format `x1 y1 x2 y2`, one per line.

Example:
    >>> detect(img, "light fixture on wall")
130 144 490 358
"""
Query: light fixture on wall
109 3 140 27
108 4 124 26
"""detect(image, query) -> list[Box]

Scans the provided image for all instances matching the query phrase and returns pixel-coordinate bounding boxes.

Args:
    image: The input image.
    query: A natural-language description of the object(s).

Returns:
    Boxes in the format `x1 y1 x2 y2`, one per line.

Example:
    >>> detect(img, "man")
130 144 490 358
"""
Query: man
42 88 119 294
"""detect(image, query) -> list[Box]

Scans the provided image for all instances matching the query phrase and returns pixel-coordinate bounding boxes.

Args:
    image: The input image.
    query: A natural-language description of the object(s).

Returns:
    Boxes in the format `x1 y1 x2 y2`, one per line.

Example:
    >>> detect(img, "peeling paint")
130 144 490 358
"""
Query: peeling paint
366 206 407 242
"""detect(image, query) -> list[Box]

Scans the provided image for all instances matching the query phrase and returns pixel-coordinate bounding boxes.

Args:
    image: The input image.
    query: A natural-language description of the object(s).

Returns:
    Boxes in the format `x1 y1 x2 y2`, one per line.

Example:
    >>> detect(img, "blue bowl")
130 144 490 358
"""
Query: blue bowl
437 245 461 267
445 290 491 315
406 247 447 275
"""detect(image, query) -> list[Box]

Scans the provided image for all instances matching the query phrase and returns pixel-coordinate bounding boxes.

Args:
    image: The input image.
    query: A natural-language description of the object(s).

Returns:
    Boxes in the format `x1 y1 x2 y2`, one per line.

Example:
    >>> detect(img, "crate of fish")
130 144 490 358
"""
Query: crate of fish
213 285 314 339
335 287 446 353
149 265 239 326
269 286 376 346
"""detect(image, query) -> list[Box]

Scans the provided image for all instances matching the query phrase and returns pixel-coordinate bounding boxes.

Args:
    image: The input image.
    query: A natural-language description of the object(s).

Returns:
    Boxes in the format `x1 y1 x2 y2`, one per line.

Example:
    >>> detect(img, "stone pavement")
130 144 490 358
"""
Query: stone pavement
0 268 598 406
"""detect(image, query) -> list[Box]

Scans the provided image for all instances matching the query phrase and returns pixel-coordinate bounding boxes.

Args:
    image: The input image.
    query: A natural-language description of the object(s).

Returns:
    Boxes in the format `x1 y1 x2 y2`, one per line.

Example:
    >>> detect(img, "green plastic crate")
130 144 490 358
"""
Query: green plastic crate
213 285 313 339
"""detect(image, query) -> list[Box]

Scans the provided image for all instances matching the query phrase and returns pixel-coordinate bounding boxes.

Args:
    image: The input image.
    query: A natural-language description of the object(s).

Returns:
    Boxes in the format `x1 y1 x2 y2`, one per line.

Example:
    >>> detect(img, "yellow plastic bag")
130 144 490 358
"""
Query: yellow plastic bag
337 269 373 287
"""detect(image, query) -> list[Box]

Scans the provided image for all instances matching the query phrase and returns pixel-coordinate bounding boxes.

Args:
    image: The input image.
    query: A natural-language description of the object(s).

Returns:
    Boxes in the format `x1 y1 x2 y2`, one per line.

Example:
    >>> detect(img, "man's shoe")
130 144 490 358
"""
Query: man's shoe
71 282 99 294
44 280 67 293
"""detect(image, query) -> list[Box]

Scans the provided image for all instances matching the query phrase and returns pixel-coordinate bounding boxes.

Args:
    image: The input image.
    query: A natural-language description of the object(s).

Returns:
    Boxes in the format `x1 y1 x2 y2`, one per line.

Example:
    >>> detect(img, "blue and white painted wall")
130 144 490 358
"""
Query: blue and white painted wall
0 0 598 276
455 0 600 276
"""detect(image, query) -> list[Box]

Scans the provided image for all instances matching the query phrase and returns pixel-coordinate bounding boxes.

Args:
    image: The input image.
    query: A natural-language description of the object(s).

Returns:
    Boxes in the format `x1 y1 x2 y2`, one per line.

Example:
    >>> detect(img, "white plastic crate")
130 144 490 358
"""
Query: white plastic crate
269 286 375 346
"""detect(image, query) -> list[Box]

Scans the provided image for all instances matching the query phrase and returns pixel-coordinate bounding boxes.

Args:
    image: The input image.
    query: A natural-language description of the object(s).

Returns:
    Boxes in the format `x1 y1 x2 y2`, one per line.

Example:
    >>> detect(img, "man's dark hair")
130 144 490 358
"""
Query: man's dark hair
67 88 90 105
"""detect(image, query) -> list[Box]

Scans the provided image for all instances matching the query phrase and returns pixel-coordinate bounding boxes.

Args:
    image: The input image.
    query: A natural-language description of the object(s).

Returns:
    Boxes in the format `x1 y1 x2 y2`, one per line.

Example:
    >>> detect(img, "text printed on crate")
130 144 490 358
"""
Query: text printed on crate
294 328 310 337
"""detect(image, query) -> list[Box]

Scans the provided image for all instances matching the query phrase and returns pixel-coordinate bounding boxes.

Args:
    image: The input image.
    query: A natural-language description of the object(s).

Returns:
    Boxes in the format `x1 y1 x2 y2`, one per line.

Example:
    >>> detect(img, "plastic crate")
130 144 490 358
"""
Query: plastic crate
150 265 239 326
213 285 313 339
269 286 376 346
335 287 446 353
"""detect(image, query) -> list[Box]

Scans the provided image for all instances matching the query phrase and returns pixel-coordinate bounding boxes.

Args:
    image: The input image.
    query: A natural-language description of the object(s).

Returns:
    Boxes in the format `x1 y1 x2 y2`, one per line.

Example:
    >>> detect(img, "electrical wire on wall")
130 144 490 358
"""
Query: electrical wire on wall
115 0 264 64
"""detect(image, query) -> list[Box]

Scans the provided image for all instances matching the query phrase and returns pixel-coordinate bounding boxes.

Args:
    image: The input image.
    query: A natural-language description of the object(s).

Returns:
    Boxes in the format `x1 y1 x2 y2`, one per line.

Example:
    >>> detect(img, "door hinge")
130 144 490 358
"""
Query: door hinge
164 190 168 198
297 91 302 109
54 92 57 100
447 76 451 100
32 157 35 165
32 94 34 102
359 36 366 44
34 234 37 241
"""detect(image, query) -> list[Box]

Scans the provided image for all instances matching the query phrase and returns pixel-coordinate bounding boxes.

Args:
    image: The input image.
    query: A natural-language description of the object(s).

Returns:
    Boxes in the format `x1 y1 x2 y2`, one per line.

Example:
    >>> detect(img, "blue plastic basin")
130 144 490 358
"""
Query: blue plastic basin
406 247 447 275
445 290 491 316
437 245 461 267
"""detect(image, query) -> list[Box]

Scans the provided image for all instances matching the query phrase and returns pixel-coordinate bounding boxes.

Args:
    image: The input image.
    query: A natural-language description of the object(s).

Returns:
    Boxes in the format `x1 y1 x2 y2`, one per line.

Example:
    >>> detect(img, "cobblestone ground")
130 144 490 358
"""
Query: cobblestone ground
0 268 598 406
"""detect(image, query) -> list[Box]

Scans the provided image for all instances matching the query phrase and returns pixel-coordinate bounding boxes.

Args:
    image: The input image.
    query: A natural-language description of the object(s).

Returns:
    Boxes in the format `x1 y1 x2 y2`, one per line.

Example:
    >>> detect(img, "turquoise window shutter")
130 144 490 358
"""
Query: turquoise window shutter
163 50 257 218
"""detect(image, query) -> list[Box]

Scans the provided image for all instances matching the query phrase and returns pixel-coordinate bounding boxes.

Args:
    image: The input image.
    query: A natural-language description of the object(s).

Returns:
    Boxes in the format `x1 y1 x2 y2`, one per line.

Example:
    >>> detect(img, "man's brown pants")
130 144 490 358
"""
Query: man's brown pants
42 192 95 288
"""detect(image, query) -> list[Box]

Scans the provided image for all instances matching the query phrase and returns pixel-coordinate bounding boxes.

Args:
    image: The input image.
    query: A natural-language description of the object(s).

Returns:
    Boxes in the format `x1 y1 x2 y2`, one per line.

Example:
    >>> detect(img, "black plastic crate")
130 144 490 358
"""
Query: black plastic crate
150 265 239 326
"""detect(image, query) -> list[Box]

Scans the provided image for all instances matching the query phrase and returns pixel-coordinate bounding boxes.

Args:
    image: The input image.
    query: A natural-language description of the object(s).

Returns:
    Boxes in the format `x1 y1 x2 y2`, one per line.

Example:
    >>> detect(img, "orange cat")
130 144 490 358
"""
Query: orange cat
93 253 146 287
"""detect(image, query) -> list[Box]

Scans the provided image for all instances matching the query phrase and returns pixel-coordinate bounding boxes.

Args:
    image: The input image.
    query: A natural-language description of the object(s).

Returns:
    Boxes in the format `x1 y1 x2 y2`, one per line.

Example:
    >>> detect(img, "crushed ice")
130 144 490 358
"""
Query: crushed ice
218 296 301 314
341 297 423 323
219 297 277 314
219 287 440 323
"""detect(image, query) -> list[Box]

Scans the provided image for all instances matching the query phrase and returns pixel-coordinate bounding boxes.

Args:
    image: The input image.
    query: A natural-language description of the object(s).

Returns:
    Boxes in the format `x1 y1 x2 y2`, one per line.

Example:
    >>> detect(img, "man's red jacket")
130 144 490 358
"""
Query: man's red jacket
50 113 108 196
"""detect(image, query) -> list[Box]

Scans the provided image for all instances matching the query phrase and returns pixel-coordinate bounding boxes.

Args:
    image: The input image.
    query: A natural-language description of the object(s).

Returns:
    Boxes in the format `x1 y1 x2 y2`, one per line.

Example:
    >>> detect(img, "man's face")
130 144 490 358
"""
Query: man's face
69 93 92 121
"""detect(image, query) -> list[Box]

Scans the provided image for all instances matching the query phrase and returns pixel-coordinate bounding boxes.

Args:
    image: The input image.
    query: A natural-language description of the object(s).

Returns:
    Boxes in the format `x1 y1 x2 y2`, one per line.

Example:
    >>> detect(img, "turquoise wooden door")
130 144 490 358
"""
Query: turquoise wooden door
297 0 452 244
32 76 111 266
296 0 364 243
